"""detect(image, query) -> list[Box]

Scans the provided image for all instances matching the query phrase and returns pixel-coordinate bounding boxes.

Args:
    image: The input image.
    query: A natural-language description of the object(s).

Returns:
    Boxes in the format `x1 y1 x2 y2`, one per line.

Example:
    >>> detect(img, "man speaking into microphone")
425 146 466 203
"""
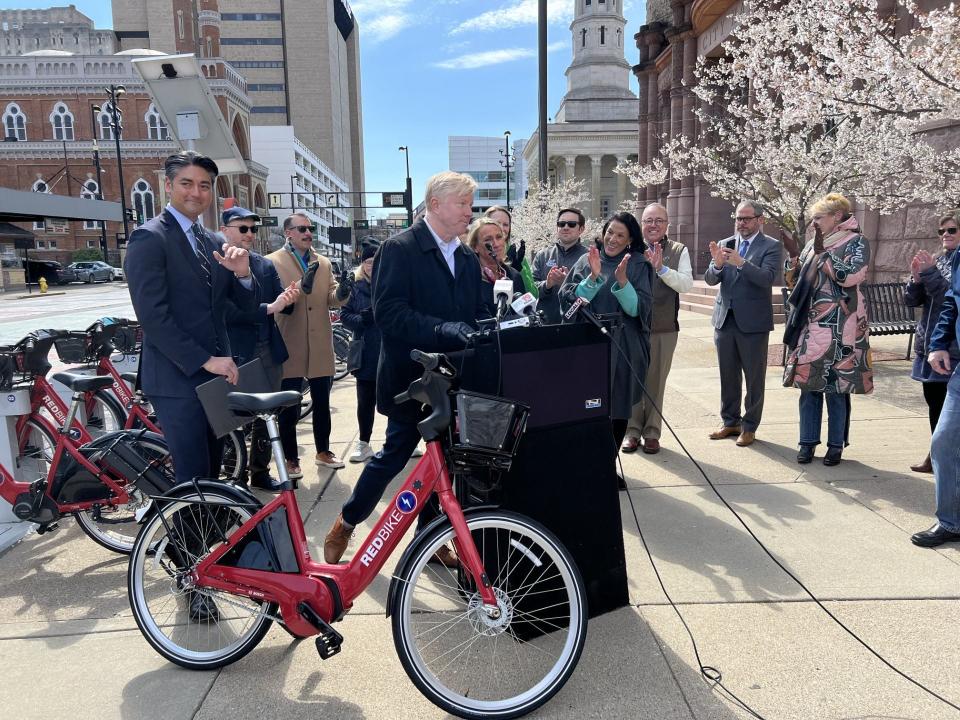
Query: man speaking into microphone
560 212 654 452
324 171 489 566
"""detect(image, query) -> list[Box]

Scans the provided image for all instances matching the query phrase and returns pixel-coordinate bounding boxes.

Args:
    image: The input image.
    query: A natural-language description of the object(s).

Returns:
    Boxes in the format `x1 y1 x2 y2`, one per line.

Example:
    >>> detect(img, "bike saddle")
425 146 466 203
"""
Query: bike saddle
121 371 138 384
226 390 302 414
301 261 320 294
50 371 114 392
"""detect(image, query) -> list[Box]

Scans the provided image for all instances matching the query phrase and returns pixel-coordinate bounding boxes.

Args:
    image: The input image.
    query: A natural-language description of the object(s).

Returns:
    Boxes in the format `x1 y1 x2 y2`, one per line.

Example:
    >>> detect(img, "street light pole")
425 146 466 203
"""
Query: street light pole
90 104 109 263
499 130 513 211
398 145 413 226
105 85 129 244
290 174 297 213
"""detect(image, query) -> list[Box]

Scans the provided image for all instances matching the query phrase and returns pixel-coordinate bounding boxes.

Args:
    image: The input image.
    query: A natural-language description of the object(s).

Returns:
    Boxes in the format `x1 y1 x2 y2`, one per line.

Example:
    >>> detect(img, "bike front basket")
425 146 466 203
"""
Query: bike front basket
453 391 528 459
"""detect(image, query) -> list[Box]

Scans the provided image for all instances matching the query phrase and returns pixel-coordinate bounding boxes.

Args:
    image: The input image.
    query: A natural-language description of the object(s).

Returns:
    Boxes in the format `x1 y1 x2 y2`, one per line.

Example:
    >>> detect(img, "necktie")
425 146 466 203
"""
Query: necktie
190 222 212 287
738 240 750 258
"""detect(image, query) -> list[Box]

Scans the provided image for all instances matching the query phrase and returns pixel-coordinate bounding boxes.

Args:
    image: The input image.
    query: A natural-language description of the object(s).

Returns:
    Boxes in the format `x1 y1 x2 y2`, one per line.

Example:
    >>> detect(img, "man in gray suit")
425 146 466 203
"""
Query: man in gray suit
704 200 780 447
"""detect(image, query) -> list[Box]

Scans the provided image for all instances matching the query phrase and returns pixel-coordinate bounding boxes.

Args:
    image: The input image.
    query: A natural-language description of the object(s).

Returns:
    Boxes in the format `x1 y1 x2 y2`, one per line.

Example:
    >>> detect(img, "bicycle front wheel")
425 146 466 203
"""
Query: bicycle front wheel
391 510 587 719
219 429 248 482
128 488 272 669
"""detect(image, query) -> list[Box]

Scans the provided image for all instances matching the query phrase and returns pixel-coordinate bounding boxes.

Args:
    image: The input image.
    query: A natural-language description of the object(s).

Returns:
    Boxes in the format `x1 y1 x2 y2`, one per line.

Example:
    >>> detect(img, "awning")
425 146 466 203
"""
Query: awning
0 222 34 240
0 187 123 223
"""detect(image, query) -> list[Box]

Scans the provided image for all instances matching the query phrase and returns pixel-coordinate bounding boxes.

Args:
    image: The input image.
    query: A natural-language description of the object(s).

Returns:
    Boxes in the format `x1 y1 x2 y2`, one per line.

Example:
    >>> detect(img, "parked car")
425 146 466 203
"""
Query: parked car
67 261 114 284
24 259 76 285
109 265 123 281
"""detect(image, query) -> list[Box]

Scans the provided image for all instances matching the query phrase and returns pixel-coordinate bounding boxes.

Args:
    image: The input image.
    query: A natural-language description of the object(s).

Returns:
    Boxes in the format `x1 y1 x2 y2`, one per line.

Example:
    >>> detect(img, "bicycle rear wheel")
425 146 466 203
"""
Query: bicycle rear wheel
332 327 350 381
391 510 587 719
86 390 125 438
16 418 56 482
219 429 247 482
73 436 168 554
127 488 273 669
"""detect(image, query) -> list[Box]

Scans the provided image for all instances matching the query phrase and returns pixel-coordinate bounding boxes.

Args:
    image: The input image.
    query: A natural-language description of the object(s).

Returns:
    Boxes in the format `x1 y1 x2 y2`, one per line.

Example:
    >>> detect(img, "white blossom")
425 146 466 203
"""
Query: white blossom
510 177 593 254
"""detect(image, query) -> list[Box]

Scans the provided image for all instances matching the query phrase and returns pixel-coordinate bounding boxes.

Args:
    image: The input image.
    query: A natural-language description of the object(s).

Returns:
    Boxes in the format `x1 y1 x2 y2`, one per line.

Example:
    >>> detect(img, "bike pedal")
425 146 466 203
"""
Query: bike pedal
37 521 59 535
298 601 343 660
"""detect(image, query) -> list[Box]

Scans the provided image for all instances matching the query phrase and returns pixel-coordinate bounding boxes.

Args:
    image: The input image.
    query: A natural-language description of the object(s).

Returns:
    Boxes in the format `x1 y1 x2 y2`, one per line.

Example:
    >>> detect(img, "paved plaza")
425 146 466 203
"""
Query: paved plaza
1 290 959 719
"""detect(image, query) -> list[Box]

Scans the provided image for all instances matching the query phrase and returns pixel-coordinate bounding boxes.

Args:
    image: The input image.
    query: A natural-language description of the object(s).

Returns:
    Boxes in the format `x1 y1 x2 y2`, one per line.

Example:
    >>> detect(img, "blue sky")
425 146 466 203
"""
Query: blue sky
0 1 647 208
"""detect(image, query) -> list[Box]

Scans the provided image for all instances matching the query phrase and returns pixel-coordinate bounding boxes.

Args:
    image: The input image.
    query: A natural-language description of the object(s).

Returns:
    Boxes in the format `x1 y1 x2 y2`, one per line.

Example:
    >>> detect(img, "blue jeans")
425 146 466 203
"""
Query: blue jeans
933 373 960 532
341 415 436 530
798 390 851 449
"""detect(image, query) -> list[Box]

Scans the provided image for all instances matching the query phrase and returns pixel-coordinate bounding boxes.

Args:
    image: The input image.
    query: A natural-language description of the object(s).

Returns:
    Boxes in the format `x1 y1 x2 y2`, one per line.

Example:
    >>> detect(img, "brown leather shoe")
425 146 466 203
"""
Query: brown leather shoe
709 425 741 440
910 454 933 474
323 514 354 564
621 436 640 453
429 545 459 568
642 438 660 454
736 431 756 447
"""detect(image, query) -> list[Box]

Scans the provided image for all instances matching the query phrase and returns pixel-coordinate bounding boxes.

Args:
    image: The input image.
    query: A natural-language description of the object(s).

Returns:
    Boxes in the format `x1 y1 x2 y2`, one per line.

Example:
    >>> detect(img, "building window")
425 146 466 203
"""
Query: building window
233 60 285 68
145 103 169 140
251 106 288 114
48 240 57 248
177 10 185 40
220 37 284 45
247 83 286 91
81 179 100 229
3 102 27 141
98 103 117 140
581 28 587 47
86 239 98 248
599 26 606 45
617 28 622 48
131 179 155 224
220 13 282 20
49 102 75 141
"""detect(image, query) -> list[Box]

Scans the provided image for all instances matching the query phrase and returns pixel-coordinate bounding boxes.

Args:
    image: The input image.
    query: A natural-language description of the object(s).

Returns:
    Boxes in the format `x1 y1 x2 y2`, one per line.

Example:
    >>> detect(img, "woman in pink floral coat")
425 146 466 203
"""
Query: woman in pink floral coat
784 193 873 467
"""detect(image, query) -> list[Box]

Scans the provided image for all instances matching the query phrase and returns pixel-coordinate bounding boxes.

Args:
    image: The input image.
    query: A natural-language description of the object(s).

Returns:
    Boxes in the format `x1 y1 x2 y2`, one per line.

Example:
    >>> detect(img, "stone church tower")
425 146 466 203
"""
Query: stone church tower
524 0 639 221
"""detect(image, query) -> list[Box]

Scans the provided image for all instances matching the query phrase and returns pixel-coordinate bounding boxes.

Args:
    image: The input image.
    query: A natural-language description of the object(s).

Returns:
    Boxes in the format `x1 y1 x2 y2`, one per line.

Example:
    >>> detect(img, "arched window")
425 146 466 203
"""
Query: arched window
32 179 50 230
617 28 622 48
49 102 74 141
81 179 100 229
131 178 155 225
98 102 117 140
599 25 606 45
581 28 587 47
144 103 169 140
3 102 27 141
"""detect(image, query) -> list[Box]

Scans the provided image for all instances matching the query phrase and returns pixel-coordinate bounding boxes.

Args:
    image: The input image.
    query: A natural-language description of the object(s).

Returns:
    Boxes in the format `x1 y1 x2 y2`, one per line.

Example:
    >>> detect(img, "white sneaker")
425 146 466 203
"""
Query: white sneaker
349 441 375 463
411 442 425 458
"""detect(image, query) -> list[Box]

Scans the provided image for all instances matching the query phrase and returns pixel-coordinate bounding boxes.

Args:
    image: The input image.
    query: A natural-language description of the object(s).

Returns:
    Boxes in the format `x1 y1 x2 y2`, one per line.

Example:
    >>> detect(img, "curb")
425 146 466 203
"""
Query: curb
13 291 67 300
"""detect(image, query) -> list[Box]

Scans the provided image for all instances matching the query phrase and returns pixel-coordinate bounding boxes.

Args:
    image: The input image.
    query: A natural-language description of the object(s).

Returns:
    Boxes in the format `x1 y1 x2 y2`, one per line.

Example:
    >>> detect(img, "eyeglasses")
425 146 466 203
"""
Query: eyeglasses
292 225 316 234
557 220 581 229
642 218 667 226
228 224 260 234
734 216 759 222
938 227 959 236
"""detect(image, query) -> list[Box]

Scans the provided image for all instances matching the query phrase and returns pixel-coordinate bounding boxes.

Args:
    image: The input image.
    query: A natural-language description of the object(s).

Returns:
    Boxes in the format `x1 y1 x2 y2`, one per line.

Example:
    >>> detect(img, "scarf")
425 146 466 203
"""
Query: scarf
479 257 506 284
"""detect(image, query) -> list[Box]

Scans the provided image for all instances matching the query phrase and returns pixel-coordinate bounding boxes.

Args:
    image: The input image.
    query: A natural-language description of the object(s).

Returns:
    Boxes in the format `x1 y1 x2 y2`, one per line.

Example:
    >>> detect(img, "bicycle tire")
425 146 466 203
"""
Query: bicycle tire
16 418 56 483
127 487 273 669
391 510 587 719
332 327 351 381
219 429 248 482
87 390 125 437
297 378 312 421
73 436 169 554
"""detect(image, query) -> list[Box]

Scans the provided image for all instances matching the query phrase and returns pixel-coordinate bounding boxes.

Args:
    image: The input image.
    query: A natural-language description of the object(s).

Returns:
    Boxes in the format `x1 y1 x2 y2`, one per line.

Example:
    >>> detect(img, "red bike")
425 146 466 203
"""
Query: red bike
2 331 173 553
127 350 587 719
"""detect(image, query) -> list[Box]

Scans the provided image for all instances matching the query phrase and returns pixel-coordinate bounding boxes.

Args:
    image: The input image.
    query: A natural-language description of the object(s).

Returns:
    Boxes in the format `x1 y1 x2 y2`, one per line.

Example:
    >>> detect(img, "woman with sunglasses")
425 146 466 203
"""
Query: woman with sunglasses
904 211 960 473
784 193 872 466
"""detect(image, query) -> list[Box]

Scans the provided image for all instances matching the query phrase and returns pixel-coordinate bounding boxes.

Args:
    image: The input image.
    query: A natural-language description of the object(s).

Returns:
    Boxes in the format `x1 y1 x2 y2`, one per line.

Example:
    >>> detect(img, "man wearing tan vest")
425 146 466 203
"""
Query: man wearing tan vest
267 213 352 480
622 203 692 454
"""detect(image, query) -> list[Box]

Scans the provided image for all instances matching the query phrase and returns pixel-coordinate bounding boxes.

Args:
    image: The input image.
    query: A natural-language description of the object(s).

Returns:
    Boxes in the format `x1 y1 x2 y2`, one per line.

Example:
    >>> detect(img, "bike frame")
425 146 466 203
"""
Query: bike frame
17 374 94 447
91 353 159 432
192 440 499 638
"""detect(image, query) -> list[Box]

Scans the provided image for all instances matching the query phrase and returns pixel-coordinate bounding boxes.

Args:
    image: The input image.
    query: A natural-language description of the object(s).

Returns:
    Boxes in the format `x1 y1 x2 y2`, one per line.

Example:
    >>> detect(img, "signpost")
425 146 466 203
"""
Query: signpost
268 193 283 209
262 215 279 227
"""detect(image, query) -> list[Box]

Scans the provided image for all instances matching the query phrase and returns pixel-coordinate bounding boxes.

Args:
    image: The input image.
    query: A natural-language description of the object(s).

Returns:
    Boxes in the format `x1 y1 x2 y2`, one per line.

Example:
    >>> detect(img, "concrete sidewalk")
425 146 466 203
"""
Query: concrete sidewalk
2 311 958 720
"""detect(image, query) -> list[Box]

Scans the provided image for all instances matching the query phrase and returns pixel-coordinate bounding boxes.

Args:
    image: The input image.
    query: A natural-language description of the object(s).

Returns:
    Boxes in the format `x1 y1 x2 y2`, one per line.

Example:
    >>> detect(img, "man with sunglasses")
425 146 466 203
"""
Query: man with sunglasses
705 200 780 448
267 213 353 481
221 207 300 491
531 207 589 323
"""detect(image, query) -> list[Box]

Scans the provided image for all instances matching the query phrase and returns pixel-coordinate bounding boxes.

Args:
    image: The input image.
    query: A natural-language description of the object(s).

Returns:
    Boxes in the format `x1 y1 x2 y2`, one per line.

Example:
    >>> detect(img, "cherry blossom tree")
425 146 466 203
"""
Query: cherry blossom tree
617 0 960 255
510 177 593 254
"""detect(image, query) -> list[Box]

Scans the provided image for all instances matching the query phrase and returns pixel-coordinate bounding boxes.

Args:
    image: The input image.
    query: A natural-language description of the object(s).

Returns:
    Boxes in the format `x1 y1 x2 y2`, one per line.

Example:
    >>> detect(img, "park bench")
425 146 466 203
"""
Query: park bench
780 282 916 361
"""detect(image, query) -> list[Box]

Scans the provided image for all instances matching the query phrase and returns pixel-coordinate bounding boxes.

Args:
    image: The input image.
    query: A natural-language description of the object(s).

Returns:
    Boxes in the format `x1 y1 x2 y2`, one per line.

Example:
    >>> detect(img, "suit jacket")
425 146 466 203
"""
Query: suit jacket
372 218 489 422
223 250 290 367
704 231 780 333
266 245 346 379
124 208 258 398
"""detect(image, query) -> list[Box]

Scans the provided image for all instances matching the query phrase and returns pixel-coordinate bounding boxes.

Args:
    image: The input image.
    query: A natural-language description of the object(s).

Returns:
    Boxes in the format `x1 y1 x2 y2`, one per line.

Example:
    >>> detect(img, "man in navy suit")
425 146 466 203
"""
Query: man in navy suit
704 200 781 447
125 151 259 486
323 171 488 566
220 206 299 491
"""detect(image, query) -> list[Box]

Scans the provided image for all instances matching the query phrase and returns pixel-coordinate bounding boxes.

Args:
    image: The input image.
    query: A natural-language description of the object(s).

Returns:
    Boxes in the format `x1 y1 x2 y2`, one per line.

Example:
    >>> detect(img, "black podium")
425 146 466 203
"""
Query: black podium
461 322 629 619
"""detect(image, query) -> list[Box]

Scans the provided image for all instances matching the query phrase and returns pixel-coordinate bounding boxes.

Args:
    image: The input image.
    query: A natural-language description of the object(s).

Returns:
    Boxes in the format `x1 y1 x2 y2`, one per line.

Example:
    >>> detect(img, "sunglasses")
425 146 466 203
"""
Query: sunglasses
557 220 581 229
938 227 958 236
292 225 316 233
228 225 260 234
734 216 759 222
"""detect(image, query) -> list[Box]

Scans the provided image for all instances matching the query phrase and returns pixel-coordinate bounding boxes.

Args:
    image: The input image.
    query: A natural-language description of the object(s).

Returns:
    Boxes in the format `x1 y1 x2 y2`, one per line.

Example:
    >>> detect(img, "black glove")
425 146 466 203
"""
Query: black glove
301 261 320 294
434 321 473 346
360 307 374 326
335 270 354 301
511 239 526 271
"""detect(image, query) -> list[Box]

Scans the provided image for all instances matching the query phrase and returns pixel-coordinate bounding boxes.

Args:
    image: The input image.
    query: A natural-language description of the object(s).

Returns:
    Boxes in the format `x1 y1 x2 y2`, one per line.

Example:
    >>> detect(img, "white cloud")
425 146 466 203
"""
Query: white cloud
352 0 414 42
434 41 567 70
450 0 574 35
363 13 413 42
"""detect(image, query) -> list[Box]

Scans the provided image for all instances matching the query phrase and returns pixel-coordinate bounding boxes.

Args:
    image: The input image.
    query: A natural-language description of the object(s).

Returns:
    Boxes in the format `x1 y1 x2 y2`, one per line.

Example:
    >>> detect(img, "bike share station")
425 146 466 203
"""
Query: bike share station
0 187 125 549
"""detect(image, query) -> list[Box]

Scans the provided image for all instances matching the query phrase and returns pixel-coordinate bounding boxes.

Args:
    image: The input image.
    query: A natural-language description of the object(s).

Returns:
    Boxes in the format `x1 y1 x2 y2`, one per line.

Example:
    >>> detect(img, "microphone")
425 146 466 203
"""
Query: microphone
510 292 537 317
563 296 588 322
562 296 609 335
493 278 513 321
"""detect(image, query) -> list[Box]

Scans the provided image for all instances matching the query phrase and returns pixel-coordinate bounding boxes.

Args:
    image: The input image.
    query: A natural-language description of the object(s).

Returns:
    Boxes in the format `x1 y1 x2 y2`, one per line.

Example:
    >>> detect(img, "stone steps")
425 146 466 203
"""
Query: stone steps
679 280 787 324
